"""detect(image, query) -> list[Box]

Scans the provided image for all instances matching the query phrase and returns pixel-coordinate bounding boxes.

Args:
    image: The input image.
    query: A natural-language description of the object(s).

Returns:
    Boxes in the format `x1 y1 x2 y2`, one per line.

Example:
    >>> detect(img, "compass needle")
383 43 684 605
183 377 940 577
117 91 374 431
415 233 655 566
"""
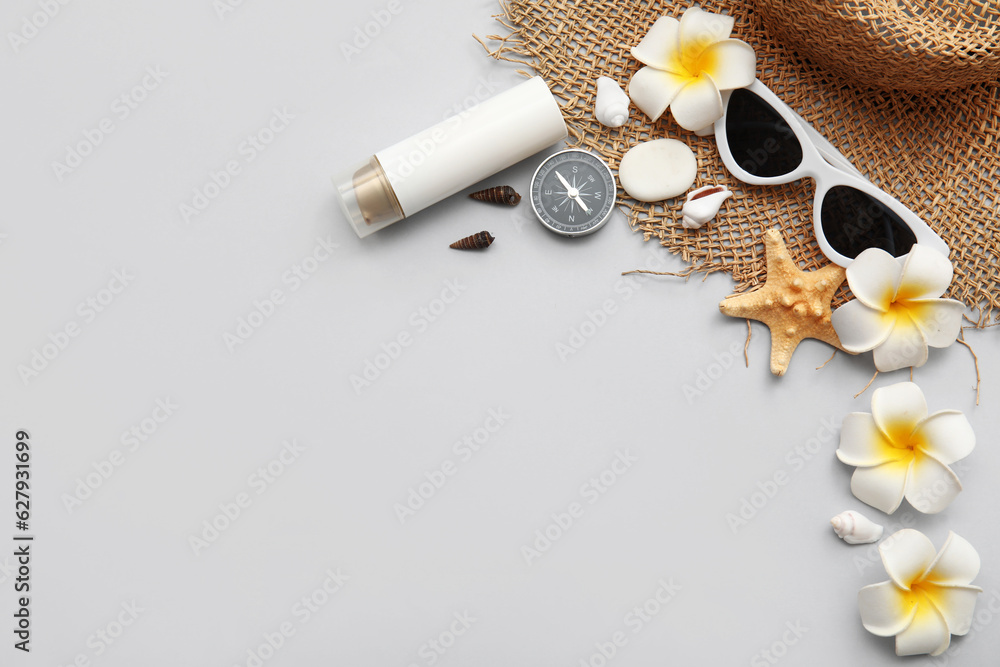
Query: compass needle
555 171 573 191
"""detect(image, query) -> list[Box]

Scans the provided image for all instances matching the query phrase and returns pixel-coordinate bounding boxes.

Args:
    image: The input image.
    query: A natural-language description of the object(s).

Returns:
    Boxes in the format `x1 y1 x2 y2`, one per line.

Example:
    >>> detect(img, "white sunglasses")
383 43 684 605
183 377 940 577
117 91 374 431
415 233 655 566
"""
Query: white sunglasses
714 79 950 267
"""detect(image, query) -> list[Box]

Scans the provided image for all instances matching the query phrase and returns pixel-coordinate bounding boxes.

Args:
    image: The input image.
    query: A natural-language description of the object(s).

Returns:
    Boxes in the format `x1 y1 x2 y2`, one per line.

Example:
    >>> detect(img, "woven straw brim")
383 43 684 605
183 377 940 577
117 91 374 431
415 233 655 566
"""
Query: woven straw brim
478 0 1000 325
758 0 1000 92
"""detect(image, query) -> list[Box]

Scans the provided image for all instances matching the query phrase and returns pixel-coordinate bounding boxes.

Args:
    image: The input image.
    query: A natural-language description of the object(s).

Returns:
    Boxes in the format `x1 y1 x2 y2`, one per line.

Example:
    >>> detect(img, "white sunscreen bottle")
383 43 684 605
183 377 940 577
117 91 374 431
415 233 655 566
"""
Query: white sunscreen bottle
334 76 567 238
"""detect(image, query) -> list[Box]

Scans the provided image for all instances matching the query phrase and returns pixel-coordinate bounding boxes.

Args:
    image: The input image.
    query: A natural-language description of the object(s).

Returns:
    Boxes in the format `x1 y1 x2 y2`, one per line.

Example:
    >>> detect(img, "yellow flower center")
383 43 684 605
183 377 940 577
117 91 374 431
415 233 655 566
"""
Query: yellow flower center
882 418 919 452
679 41 717 79
878 417 935 471
913 579 951 615
885 300 920 328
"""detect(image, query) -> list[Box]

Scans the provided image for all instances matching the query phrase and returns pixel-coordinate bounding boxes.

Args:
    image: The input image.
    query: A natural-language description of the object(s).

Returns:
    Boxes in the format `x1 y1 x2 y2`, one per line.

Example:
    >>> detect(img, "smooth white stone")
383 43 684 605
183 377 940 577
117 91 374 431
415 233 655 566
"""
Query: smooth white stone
618 139 697 202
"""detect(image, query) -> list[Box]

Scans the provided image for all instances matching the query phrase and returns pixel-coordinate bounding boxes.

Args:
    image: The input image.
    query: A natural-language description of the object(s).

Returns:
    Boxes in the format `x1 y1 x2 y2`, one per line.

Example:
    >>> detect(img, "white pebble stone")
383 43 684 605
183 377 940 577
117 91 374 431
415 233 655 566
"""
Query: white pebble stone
618 139 697 202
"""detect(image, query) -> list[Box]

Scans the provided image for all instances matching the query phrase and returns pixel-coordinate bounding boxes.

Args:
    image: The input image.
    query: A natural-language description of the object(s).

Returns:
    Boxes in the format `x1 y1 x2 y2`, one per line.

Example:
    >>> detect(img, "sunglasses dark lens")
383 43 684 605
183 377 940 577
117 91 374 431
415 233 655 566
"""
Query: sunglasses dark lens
821 186 918 259
725 88 803 177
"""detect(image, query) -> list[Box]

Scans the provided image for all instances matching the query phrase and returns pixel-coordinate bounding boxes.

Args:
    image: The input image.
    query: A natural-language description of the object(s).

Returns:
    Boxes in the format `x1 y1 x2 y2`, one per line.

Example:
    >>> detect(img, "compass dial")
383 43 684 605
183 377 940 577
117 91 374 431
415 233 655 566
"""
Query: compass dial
529 149 617 237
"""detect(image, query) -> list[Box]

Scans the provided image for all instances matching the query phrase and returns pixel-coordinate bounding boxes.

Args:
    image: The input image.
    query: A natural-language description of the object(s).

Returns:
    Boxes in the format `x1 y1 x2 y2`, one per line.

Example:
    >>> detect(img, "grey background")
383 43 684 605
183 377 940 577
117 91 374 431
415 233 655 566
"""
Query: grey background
1 1 997 665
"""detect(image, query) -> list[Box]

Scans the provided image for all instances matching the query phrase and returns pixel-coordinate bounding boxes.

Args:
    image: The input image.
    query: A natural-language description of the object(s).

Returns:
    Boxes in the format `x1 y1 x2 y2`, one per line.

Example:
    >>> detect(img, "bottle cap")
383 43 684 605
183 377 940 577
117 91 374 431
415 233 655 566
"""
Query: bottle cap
333 157 405 238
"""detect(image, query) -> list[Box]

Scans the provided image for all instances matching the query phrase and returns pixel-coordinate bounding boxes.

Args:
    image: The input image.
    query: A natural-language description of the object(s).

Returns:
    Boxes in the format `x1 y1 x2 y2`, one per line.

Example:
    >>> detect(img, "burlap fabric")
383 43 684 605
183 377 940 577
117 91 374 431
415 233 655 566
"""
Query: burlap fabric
477 0 1000 324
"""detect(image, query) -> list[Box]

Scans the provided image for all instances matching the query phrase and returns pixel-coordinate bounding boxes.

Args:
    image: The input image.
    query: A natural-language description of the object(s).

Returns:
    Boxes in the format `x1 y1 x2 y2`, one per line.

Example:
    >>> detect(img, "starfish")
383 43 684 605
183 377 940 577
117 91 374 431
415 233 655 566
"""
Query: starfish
719 228 849 376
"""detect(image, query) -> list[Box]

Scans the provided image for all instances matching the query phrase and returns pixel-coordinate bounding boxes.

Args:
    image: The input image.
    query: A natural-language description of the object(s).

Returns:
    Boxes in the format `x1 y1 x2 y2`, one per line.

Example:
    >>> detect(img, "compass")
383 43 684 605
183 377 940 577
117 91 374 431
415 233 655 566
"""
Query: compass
529 149 616 237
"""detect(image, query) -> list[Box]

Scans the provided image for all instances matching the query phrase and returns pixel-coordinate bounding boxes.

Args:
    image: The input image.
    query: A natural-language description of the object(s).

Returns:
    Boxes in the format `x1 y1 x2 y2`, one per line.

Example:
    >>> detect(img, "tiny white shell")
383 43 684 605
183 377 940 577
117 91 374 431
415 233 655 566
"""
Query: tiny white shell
594 76 631 128
831 510 884 545
681 184 732 229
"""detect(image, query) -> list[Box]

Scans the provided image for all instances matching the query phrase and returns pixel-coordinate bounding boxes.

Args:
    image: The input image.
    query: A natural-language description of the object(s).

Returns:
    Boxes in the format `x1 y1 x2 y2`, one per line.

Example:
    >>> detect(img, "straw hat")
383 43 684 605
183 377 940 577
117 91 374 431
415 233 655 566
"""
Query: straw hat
756 0 1000 91
480 0 1000 323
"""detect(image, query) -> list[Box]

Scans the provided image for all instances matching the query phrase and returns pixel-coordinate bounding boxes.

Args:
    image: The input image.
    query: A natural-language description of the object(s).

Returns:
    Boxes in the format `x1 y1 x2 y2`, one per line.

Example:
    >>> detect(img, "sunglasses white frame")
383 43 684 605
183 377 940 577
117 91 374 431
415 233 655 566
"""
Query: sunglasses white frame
714 79 950 267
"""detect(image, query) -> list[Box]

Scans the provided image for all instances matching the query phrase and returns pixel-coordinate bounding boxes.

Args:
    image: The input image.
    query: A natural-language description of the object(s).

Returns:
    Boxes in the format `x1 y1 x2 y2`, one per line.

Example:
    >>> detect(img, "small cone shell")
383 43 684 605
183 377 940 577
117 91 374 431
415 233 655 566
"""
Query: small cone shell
449 231 495 250
594 76 631 127
830 510 883 545
682 184 732 229
469 185 521 206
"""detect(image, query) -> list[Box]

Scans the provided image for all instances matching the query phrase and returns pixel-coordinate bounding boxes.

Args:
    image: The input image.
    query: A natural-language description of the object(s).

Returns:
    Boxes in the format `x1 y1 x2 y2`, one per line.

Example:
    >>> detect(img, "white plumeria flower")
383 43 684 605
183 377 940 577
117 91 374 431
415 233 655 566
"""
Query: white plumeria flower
831 245 965 372
627 6 756 132
837 382 974 514
859 529 982 657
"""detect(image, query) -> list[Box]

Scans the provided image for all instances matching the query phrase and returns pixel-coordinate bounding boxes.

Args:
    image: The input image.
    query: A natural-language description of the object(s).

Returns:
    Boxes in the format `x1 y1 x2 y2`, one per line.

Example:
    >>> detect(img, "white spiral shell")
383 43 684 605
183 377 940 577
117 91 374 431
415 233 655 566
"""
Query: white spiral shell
831 510 884 545
594 76 631 128
681 184 733 229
